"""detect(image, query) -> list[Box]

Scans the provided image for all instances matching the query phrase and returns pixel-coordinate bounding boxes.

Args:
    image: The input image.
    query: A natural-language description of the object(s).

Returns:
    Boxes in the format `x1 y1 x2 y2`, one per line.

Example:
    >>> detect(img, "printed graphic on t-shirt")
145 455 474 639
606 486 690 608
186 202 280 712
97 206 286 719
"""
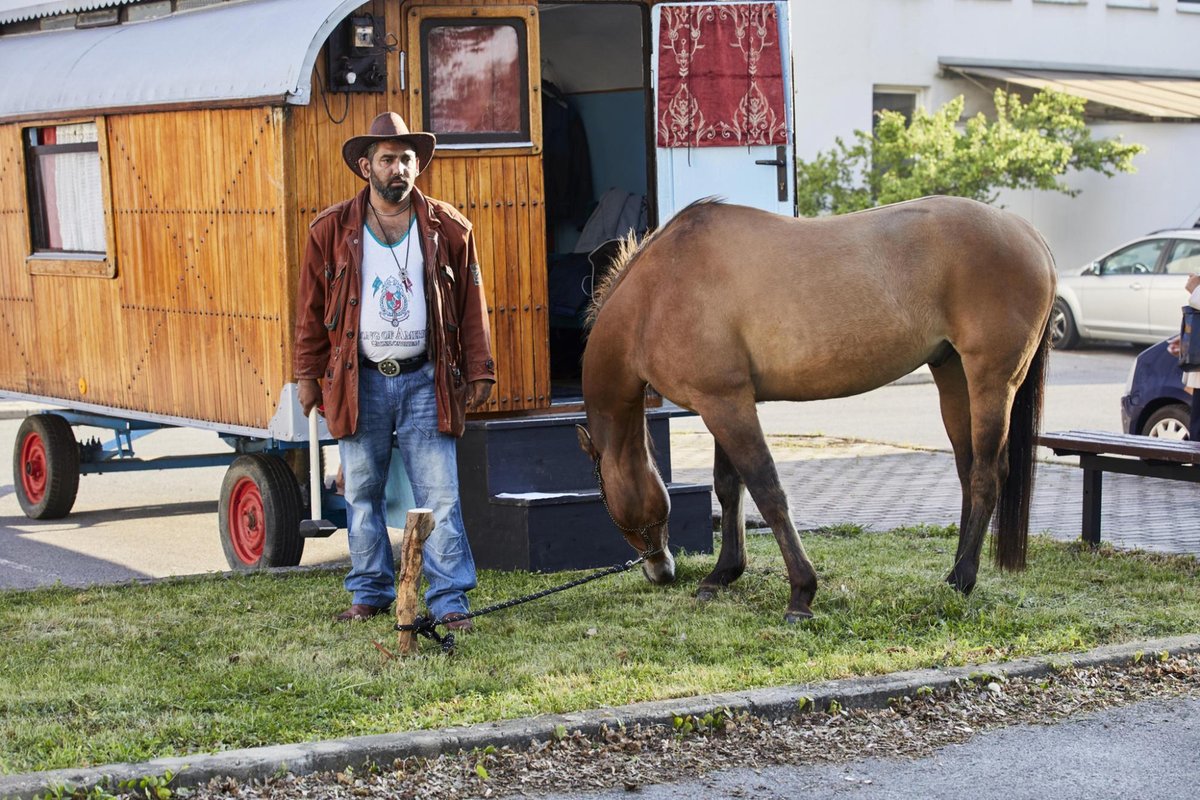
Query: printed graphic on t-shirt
373 274 410 327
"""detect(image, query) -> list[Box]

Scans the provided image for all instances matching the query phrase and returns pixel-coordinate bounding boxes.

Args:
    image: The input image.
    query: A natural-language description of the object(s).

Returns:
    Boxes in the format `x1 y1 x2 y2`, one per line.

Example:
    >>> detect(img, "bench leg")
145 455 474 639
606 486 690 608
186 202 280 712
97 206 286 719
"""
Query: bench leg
1081 466 1102 547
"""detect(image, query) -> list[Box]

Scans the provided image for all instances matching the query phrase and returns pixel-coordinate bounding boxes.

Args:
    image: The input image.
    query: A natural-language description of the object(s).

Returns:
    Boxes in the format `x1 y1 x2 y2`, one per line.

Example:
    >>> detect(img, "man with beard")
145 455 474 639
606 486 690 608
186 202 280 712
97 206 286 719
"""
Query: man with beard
294 112 495 625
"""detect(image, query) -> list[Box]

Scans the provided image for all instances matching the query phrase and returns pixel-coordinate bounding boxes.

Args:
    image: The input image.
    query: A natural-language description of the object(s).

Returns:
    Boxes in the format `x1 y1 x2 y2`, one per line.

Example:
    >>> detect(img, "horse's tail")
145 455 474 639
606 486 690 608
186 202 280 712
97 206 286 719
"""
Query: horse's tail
993 317 1051 571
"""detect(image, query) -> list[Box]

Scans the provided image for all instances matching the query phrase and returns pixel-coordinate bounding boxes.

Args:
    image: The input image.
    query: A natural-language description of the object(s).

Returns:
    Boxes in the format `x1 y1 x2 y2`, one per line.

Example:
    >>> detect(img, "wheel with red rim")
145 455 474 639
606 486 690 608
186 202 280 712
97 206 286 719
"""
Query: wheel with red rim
218 454 303 570
12 414 80 519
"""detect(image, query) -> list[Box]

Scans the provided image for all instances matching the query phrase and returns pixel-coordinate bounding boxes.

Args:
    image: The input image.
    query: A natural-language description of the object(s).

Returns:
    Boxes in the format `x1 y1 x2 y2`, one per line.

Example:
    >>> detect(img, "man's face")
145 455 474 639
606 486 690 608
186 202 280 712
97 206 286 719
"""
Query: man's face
361 140 418 205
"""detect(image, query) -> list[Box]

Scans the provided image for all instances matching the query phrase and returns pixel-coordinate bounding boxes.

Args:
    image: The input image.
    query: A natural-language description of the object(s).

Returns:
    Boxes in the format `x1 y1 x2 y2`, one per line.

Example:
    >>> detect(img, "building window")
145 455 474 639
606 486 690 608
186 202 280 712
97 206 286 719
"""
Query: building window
21 119 115 277
419 18 531 146
872 89 919 131
25 122 105 253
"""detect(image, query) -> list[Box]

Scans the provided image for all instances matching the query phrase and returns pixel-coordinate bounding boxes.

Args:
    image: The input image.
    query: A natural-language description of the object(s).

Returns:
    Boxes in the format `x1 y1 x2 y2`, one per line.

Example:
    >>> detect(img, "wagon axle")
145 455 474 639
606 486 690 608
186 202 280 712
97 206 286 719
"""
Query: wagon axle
11 410 346 572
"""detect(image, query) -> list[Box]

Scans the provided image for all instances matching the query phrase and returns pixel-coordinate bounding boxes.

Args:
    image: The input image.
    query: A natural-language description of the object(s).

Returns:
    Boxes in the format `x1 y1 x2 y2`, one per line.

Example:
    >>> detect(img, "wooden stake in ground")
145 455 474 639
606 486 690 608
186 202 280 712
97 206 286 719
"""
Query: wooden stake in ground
396 508 435 655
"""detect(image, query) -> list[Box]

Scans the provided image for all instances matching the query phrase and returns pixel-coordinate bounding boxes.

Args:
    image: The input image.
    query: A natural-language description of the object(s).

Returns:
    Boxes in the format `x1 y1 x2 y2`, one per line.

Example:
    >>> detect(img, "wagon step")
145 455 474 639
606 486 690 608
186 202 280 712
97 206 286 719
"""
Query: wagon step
298 519 338 538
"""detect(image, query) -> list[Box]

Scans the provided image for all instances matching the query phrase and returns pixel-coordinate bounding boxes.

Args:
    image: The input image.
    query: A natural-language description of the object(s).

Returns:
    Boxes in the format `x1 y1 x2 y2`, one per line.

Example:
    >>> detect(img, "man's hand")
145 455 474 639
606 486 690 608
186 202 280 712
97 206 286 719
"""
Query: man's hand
467 380 493 409
1187 274 1200 294
1168 334 1182 357
298 378 323 416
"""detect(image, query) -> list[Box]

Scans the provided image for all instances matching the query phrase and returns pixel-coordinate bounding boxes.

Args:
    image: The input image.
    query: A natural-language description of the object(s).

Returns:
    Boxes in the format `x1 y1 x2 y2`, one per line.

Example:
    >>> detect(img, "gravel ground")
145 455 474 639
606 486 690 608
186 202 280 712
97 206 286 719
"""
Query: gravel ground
149 653 1200 800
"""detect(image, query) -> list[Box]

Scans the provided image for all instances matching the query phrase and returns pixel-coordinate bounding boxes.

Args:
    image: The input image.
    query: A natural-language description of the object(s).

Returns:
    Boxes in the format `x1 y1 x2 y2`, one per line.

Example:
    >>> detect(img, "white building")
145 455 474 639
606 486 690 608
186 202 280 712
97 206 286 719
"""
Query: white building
792 0 1200 271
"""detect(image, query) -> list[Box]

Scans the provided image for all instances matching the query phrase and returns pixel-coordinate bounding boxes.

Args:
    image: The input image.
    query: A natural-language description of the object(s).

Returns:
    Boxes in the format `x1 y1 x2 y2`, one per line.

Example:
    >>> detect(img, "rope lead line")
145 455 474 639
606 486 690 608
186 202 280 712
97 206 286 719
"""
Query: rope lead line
394 557 644 632
394 448 666 645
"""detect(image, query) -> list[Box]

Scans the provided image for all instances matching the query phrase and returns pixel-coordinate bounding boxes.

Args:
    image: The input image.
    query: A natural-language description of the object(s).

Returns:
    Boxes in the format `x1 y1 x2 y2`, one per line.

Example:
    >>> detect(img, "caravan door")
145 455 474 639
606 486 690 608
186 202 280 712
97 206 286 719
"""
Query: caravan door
652 1 794 221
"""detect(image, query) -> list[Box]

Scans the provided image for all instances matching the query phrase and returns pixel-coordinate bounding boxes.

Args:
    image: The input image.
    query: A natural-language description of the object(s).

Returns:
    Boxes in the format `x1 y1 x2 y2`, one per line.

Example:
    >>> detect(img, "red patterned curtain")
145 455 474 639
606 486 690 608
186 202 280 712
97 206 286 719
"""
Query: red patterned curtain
656 3 787 149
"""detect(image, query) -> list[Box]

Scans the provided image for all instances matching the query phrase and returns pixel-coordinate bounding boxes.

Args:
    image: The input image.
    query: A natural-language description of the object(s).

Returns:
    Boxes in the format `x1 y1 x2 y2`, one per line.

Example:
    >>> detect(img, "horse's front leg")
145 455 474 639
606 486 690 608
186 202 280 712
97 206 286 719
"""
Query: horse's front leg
697 441 747 602
699 401 817 622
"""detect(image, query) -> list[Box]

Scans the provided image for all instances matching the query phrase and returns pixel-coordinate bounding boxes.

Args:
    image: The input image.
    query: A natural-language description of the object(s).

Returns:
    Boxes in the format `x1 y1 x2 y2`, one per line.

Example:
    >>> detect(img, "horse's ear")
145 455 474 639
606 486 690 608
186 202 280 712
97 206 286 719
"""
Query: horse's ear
575 424 597 460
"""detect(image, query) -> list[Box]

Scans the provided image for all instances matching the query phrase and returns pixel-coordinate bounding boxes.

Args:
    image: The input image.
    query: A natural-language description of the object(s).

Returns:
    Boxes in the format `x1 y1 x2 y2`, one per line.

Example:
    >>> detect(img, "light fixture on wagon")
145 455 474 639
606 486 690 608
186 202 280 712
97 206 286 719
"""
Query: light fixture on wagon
326 14 395 93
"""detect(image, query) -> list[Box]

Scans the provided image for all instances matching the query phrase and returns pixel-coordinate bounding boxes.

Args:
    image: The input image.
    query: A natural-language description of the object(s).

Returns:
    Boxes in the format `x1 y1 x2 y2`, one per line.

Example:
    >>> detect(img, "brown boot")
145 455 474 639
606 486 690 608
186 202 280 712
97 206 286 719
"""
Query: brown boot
334 603 389 622
443 613 473 632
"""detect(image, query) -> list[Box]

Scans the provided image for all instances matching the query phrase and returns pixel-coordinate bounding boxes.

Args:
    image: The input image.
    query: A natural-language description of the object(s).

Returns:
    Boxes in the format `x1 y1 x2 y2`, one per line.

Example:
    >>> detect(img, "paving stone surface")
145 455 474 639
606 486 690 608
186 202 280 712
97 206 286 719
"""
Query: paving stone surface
669 432 1200 556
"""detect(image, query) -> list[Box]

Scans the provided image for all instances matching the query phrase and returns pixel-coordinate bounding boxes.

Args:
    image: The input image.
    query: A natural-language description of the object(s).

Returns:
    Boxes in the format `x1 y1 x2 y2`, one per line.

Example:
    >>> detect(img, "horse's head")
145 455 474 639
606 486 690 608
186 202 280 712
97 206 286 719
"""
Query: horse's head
576 423 675 585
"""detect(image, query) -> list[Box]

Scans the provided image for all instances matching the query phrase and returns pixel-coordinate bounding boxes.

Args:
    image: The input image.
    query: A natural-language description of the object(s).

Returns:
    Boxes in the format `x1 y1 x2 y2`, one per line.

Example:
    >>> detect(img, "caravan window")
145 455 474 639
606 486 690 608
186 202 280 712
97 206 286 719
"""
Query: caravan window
419 18 530 145
24 122 106 254
20 119 115 277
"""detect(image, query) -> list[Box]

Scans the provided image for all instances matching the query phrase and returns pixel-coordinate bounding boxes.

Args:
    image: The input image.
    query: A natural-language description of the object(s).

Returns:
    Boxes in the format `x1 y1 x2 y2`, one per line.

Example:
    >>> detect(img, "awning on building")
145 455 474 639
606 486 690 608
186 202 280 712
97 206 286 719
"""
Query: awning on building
0 1 134 25
939 58 1200 121
0 0 362 122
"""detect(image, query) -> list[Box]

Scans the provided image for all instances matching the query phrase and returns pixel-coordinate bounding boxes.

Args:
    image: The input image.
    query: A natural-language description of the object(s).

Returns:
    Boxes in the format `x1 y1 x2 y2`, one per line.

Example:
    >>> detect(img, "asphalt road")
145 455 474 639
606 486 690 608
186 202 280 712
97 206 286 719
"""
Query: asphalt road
0 344 1141 590
507 695 1200 800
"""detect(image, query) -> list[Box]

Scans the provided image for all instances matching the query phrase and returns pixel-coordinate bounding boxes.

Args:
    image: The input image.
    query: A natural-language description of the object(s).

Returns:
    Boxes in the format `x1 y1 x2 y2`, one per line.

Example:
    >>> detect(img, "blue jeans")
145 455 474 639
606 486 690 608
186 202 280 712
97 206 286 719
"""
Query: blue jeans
338 361 476 618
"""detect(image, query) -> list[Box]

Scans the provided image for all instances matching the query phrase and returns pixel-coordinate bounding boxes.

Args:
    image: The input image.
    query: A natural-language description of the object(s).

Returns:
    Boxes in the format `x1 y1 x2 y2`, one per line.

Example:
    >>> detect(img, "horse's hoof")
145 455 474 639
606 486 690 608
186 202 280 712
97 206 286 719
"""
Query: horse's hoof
783 609 814 624
695 587 718 603
945 573 976 596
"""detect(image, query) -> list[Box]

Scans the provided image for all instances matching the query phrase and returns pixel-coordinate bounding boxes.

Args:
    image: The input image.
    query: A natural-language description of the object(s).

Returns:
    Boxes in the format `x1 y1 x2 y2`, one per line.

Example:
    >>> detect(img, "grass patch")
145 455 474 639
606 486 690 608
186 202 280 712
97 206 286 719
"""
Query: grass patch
2 527 1198 774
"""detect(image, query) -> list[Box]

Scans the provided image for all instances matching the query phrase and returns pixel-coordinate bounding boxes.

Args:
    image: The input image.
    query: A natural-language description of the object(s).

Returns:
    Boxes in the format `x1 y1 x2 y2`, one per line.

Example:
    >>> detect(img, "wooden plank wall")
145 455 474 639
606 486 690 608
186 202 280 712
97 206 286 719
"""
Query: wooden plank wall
0 108 289 430
285 0 551 414
0 0 558 430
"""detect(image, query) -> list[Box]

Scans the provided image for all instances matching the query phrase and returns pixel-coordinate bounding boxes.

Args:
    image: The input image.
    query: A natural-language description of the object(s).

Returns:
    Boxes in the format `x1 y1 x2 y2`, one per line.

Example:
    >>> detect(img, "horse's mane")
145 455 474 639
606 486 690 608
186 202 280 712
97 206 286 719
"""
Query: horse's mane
584 197 724 330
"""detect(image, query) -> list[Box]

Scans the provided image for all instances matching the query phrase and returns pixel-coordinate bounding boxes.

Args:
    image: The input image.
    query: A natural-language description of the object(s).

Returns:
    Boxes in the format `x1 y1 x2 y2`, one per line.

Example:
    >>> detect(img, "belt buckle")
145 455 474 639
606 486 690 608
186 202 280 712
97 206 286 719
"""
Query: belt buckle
377 358 401 377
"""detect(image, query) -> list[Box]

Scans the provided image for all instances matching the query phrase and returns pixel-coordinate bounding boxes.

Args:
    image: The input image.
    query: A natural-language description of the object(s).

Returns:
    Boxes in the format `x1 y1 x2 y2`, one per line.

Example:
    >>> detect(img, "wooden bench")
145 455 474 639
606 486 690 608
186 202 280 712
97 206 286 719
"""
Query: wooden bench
1038 430 1200 545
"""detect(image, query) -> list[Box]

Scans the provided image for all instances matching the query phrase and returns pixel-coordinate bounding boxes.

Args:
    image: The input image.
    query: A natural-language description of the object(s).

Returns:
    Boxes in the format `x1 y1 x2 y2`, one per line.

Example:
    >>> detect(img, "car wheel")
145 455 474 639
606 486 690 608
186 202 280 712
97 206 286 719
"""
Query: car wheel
1050 300 1080 350
1141 404 1190 440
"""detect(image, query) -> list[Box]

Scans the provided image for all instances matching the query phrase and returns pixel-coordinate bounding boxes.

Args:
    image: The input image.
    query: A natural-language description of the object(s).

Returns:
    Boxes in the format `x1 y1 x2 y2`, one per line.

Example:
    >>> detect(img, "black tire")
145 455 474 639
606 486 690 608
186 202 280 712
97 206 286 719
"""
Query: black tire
282 446 325 516
13 414 80 519
1141 404 1190 440
1050 299 1080 350
218 453 304 570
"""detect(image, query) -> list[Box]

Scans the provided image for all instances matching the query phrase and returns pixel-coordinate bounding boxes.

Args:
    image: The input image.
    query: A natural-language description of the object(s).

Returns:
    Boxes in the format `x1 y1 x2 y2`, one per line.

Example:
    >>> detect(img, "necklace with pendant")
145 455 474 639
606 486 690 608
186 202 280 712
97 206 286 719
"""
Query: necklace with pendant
371 203 414 326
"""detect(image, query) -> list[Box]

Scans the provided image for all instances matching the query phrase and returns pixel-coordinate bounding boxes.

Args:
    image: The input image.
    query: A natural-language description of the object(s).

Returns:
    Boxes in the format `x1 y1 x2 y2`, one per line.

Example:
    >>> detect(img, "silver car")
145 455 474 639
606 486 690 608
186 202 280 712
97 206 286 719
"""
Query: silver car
1053 229 1200 349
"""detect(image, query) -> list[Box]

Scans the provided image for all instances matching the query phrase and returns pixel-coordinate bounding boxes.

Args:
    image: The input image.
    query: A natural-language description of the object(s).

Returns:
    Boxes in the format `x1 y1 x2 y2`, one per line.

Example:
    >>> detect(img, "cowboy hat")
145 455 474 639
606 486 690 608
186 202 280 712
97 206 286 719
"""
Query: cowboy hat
341 112 437 178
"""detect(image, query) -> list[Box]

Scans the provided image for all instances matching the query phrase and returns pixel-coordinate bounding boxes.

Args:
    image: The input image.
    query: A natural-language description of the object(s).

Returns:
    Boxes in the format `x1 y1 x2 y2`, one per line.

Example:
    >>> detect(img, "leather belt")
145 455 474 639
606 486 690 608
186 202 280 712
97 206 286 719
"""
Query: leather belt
361 353 427 377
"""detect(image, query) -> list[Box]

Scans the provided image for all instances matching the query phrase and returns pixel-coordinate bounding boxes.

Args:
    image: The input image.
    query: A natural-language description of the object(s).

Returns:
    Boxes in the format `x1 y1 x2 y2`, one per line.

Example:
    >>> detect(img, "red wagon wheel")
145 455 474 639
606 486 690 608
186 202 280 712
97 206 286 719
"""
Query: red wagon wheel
218 454 303 570
12 414 80 520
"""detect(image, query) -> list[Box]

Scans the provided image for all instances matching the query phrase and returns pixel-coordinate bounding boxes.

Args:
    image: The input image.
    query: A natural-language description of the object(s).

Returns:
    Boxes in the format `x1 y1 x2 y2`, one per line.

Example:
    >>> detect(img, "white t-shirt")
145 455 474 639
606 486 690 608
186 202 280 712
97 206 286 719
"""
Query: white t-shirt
359 219 427 362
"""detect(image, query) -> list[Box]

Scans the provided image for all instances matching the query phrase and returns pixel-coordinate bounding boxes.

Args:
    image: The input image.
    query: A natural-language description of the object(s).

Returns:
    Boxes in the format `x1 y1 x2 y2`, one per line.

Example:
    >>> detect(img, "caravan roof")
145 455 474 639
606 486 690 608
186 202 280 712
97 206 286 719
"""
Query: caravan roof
0 0 359 121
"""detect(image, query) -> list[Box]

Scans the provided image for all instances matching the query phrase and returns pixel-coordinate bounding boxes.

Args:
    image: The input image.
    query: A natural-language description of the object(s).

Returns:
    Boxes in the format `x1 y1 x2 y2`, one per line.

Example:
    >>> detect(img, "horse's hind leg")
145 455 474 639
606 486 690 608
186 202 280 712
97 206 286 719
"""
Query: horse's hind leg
696 397 817 622
946 371 1016 595
930 353 976 573
697 441 747 602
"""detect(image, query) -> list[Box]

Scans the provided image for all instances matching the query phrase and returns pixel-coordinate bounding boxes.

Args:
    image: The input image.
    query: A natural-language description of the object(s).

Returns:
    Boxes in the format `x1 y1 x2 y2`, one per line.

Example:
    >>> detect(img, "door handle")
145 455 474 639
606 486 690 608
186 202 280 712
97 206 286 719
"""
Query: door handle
1130 283 1143 290
755 145 789 202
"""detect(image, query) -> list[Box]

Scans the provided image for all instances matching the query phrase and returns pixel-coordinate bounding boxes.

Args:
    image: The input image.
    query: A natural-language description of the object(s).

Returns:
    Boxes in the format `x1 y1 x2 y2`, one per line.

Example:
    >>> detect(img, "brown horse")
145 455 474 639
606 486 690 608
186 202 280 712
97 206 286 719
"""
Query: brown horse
576 196 1055 622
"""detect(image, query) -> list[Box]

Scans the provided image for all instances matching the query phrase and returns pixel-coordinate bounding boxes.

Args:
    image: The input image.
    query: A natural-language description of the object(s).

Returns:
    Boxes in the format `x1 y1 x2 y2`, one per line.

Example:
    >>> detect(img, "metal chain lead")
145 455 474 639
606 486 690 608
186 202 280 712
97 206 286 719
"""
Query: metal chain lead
394 452 667 645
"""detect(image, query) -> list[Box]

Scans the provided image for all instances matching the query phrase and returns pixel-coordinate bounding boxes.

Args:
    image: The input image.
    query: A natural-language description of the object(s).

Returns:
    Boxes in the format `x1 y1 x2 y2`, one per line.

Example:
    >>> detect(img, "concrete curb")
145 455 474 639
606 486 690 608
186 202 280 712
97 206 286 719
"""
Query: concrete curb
3 634 1198 800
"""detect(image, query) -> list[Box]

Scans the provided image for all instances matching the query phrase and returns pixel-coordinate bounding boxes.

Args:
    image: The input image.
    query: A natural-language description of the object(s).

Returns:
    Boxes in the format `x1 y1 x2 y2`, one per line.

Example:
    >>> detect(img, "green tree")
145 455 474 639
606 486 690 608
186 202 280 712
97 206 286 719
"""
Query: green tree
796 89 1144 216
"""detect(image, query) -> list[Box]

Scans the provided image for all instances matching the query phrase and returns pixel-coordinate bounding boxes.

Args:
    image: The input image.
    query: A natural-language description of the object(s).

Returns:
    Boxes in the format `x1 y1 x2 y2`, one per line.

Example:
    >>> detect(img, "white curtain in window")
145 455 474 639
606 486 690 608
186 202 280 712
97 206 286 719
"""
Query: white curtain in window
53 123 105 253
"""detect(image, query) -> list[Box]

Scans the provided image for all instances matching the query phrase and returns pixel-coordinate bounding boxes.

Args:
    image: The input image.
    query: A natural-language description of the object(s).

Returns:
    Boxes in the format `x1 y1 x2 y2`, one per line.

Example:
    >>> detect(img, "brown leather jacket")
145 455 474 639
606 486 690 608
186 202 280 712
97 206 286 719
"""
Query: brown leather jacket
294 186 495 438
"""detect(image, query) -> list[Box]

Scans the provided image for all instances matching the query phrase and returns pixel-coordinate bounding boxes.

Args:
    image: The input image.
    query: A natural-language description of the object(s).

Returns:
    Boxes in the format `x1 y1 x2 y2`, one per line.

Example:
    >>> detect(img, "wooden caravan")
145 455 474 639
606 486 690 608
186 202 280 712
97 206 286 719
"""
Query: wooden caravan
0 0 794 571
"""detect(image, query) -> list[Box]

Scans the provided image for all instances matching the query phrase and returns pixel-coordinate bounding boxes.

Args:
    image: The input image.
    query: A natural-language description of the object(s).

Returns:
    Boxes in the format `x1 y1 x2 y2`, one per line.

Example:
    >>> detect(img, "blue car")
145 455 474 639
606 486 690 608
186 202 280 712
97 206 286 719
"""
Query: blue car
1121 339 1191 438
